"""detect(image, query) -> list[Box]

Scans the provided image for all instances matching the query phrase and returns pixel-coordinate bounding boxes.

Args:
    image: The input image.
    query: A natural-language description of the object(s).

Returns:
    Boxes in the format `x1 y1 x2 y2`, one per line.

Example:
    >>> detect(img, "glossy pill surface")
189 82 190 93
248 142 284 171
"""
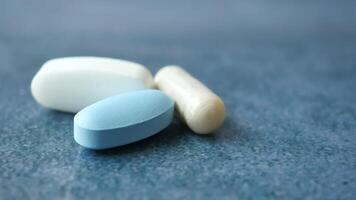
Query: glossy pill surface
155 66 225 134
31 57 154 113
74 90 174 150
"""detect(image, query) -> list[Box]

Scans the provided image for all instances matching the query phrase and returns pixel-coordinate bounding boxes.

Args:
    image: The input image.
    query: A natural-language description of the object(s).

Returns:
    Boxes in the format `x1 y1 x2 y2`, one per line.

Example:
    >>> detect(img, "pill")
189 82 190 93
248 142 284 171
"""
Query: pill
154 66 225 134
31 57 154 113
74 89 174 149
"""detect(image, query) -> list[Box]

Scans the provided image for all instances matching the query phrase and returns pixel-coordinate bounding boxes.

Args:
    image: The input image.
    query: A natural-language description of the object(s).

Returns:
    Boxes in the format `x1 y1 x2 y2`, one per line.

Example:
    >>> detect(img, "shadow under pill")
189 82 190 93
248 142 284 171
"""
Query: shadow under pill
195 115 242 142
41 109 241 156
78 116 243 157
44 109 74 119
38 109 74 131
81 118 189 156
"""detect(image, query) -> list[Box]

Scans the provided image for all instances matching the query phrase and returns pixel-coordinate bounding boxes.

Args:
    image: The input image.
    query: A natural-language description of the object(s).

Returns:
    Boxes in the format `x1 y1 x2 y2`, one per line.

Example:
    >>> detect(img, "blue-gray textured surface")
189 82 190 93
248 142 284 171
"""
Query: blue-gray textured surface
1 0 356 199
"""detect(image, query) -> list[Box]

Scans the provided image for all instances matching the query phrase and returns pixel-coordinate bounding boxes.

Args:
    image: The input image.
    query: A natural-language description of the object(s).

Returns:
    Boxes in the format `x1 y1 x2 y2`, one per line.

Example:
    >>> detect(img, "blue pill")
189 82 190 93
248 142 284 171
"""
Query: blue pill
74 89 174 149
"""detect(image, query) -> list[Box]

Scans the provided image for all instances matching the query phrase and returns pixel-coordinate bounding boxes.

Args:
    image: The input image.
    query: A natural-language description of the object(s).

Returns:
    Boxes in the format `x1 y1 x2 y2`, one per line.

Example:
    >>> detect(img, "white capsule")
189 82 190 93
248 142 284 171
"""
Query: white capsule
31 57 153 113
154 66 225 134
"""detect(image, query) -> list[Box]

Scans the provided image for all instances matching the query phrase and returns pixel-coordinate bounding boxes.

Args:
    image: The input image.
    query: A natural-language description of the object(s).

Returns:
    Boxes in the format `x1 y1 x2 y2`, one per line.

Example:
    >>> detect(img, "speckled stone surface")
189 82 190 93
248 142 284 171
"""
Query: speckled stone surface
1 1 356 199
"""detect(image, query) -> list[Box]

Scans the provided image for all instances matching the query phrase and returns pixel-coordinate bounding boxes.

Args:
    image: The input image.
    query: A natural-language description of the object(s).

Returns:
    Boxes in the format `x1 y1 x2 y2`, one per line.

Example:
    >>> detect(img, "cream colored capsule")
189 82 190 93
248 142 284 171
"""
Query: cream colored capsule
154 66 225 134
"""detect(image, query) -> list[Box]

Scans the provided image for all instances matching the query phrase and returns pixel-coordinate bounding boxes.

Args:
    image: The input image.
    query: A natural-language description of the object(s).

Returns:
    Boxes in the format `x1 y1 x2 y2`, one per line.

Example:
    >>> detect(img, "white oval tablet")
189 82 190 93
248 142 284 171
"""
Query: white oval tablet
31 57 154 113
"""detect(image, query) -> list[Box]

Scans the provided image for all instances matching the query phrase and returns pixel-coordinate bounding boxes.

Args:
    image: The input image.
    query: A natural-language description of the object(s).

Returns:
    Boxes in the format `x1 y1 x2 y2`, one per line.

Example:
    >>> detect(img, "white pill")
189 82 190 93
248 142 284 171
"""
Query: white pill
31 57 153 113
155 66 225 134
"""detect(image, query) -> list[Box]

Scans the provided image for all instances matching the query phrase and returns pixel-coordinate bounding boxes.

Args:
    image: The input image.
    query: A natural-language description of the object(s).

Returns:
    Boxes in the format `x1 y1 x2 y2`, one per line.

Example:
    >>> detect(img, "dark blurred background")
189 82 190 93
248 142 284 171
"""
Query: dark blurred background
1 1 355 59
1 1 356 200
1 0 356 39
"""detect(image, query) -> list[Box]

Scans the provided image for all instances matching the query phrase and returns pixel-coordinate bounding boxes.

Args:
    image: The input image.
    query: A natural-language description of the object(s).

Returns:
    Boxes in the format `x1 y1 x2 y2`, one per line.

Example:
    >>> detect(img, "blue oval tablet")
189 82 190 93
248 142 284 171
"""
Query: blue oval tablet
74 89 174 149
